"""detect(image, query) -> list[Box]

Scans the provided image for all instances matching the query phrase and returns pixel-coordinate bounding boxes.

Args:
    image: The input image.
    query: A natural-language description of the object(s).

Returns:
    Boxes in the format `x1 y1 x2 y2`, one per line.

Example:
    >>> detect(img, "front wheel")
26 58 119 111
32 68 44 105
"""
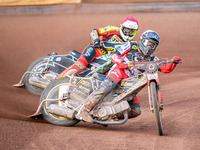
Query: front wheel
150 81 164 136
40 77 80 126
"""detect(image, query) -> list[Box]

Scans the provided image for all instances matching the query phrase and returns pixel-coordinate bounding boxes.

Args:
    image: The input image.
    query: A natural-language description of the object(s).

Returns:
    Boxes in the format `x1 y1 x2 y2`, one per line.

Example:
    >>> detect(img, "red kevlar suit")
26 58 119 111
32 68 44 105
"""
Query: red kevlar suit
105 42 178 113
76 41 181 122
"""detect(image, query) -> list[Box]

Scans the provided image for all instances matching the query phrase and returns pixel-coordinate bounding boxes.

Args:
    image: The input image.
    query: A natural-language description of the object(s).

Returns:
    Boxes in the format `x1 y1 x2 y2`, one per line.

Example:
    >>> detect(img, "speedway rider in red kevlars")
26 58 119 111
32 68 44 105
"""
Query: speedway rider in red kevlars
57 16 139 78
77 30 182 122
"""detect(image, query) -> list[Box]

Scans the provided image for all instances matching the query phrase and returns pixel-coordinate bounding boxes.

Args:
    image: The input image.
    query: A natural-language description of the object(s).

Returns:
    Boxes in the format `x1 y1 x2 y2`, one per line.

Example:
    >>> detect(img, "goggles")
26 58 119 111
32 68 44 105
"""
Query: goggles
143 38 158 49
122 27 137 37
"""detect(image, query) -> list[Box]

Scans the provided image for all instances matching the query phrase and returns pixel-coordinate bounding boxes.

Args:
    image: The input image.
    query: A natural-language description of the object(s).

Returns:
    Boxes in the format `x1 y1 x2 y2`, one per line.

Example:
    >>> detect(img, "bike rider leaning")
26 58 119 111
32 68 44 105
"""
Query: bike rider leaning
77 30 182 122
57 16 139 78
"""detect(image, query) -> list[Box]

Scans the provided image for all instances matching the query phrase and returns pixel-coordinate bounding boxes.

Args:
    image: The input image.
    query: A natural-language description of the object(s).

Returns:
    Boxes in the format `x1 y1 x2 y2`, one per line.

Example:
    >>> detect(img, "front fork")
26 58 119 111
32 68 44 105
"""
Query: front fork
148 82 164 112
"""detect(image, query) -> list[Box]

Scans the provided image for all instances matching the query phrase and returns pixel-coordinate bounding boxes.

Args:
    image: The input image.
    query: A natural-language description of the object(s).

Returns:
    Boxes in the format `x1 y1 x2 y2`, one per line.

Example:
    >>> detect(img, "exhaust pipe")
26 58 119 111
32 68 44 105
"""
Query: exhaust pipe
47 104 76 119
29 77 50 89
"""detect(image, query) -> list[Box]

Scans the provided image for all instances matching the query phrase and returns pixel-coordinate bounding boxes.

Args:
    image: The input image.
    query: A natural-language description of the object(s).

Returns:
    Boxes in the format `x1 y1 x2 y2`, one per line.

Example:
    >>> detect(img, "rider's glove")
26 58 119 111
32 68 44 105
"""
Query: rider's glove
93 39 101 48
172 56 182 62
159 56 182 73
119 62 128 69
119 62 133 69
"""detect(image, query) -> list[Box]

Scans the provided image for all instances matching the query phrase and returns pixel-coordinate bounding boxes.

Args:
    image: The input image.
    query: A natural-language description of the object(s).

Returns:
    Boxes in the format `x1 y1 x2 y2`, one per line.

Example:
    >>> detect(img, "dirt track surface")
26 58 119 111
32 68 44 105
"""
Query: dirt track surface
0 4 200 150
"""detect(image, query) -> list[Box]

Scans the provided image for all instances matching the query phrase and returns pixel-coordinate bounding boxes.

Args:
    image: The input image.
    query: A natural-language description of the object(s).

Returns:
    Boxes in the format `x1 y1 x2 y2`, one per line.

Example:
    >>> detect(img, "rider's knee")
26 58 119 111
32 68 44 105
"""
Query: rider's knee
82 45 96 62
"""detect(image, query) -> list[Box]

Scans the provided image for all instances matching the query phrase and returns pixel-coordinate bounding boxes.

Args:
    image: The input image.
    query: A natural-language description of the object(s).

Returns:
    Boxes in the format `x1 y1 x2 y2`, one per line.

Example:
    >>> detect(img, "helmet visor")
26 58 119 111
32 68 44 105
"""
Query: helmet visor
122 27 137 37
143 38 158 49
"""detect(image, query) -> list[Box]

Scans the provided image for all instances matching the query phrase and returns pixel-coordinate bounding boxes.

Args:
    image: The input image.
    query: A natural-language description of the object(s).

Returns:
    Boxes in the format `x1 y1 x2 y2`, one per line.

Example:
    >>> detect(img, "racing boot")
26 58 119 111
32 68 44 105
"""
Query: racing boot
128 96 141 118
56 61 87 79
78 77 117 122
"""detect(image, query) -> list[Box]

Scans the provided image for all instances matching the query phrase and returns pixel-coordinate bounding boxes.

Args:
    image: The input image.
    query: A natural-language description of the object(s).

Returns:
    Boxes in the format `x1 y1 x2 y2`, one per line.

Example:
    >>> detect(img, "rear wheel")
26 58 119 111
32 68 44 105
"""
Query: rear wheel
24 56 50 95
40 77 79 126
24 56 75 95
150 81 164 136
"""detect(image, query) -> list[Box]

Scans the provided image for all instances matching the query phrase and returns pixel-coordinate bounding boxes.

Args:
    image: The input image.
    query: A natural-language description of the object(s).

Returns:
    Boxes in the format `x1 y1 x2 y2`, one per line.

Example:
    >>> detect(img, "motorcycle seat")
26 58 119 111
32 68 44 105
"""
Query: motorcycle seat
69 50 81 59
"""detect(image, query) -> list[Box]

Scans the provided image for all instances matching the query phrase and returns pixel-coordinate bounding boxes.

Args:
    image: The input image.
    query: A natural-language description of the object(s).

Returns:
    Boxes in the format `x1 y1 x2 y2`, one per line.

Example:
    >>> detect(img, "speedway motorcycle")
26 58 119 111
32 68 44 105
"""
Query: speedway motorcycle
13 42 123 95
30 58 181 136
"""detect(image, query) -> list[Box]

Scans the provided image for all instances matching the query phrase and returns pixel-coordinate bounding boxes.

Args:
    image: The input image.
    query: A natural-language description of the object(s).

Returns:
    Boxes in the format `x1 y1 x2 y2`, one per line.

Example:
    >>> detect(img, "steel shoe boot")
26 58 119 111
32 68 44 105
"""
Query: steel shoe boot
78 77 116 122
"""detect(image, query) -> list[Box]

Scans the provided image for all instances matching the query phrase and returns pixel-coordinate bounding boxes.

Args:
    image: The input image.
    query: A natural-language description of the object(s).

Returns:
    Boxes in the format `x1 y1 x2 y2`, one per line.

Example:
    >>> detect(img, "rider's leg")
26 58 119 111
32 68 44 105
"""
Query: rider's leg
56 59 88 78
78 66 128 122
79 77 117 122
128 96 141 118
57 45 97 79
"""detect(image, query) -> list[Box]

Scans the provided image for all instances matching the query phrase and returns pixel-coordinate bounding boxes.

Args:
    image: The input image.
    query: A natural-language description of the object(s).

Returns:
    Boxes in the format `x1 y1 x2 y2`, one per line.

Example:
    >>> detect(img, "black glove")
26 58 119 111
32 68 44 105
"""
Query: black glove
93 39 101 48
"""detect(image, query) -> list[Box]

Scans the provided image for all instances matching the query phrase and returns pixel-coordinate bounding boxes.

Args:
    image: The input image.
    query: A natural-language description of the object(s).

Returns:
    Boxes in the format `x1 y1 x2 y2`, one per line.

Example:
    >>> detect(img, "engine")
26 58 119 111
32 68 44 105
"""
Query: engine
93 101 130 121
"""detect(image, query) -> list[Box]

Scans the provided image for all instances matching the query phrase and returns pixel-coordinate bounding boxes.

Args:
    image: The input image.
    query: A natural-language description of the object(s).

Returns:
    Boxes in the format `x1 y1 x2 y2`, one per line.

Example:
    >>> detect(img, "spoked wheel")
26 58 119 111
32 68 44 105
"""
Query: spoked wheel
24 56 51 95
40 77 80 126
24 56 75 95
150 81 164 136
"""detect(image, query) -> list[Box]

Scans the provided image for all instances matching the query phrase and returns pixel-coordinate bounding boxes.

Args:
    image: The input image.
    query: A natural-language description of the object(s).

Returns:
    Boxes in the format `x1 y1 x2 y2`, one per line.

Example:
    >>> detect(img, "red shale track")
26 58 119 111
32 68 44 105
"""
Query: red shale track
0 4 200 150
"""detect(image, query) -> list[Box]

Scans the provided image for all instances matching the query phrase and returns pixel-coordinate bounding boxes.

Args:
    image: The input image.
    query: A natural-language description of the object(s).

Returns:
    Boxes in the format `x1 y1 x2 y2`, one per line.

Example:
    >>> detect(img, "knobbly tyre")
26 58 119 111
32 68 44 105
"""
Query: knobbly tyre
30 58 181 136
13 42 122 95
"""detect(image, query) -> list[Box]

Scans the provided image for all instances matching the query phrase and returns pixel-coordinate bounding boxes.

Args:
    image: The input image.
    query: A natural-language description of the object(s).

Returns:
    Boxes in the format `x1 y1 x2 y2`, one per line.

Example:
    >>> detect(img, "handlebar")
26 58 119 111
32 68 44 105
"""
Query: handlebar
100 41 127 49
167 59 182 64
127 58 181 73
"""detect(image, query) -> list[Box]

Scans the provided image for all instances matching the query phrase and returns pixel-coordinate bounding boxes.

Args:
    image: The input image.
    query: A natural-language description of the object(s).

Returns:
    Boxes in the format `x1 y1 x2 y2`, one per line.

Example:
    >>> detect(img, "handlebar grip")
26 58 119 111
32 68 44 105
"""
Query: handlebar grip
173 61 182 64
167 60 182 64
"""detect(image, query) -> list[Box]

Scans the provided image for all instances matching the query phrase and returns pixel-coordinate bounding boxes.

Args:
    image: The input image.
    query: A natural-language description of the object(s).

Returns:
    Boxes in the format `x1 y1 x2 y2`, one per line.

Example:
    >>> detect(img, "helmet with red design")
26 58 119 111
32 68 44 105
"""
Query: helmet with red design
120 16 139 41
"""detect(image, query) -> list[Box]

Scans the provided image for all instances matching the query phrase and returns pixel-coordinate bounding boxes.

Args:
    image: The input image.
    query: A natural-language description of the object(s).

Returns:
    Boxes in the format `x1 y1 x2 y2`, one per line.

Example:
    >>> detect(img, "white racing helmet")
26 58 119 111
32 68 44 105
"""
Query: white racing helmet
120 16 139 41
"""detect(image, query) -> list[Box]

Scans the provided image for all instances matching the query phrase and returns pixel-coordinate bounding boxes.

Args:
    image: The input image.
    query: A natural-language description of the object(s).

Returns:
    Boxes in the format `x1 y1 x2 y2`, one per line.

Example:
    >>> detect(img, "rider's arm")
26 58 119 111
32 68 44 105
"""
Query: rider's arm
159 62 176 73
90 26 111 42
159 56 182 73
110 53 131 69
90 26 114 48
111 53 123 65
90 29 100 41
90 28 100 47
110 42 138 68
90 25 119 42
